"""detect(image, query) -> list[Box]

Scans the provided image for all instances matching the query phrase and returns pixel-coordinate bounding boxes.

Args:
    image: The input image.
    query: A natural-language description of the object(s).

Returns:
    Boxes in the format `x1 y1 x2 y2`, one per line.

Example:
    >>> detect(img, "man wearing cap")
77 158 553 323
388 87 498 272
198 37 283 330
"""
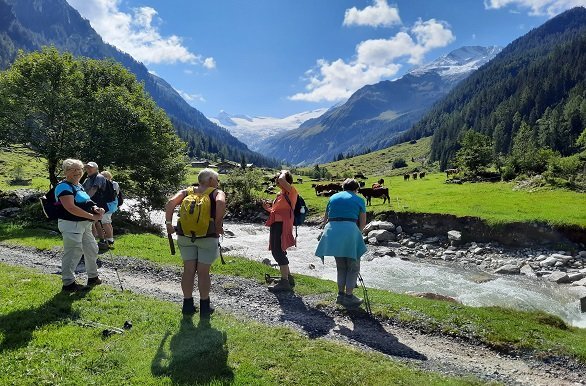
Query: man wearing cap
83 162 109 251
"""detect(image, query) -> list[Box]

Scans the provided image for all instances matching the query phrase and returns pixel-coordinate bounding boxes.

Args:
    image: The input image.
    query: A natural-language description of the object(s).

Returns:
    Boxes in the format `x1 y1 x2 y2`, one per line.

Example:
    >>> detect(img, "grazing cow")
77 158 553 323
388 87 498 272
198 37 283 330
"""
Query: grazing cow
317 190 337 197
354 172 367 179
404 173 410 181
419 172 426 179
445 168 459 178
412 172 418 180
358 187 390 206
313 182 342 196
297 178 303 184
358 181 365 187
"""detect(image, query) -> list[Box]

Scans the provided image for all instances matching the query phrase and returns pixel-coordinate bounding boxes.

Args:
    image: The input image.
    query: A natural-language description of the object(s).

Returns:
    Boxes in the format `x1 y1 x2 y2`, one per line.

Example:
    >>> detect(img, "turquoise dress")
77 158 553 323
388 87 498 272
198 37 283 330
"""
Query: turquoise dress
315 191 367 260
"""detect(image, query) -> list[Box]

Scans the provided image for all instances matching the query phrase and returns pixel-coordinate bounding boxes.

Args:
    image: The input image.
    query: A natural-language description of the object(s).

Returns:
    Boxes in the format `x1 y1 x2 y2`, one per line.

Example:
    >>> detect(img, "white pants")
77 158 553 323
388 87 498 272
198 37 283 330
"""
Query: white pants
58 219 99 285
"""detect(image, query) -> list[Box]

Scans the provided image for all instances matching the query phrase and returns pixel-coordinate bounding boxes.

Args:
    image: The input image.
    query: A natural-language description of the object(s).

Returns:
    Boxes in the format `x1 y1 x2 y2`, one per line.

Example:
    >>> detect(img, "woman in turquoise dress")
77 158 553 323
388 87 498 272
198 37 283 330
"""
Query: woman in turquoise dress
315 178 367 308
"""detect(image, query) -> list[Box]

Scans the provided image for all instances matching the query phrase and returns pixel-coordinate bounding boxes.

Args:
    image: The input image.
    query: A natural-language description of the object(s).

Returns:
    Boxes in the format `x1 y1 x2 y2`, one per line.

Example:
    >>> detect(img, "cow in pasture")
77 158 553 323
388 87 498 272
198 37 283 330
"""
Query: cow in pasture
354 172 367 179
358 187 391 206
313 182 342 195
404 173 410 181
317 190 337 197
445 168 459 178
419 172 426 179
358 181 365 187
412 172 418 180
296 178 303 184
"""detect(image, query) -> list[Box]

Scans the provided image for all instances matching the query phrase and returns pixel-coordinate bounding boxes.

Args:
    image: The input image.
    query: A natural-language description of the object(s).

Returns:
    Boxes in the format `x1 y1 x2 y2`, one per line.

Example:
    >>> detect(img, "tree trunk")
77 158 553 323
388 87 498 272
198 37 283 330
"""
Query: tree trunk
48 158 59 187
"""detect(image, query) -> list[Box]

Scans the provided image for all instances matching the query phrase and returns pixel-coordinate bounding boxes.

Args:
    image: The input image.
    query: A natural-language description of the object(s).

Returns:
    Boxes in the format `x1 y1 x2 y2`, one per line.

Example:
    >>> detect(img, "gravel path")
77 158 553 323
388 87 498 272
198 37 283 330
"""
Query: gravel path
1 243 584 386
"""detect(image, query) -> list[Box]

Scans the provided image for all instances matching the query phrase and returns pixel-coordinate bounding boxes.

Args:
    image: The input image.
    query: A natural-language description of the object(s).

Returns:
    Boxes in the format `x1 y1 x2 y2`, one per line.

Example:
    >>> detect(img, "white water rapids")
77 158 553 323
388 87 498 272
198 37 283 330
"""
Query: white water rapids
138 202 586 328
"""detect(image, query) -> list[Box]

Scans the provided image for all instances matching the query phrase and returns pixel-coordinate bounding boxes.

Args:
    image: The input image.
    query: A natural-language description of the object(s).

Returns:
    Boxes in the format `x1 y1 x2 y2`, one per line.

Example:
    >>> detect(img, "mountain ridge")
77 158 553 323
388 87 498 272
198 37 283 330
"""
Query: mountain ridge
0 0 277 167
256 45 501 165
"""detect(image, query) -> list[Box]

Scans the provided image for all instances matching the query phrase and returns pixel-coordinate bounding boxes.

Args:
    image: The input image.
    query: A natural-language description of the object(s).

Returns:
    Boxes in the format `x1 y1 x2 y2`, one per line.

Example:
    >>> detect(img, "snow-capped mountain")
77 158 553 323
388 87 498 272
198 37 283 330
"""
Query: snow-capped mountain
256 46 501 165
209 108 328 150
410 46 502 81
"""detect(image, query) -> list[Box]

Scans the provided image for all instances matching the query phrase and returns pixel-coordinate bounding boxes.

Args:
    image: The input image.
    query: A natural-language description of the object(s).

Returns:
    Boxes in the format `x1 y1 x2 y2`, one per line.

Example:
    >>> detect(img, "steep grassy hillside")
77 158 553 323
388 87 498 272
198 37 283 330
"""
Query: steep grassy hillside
297 137 433 177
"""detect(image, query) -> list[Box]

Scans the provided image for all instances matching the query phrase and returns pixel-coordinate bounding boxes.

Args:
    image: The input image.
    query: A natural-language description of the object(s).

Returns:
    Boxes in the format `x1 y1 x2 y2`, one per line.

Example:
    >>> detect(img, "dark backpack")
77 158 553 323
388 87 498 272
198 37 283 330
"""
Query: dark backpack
40 181 94 220
94 179 117 210
284 194 308 226
40 182 74 220
117 189 124 206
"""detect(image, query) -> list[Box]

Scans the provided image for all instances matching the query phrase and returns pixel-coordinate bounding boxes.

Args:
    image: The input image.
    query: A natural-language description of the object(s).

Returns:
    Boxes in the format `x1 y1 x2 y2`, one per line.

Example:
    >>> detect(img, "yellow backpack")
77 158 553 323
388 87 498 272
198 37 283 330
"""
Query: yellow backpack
178 186 216 238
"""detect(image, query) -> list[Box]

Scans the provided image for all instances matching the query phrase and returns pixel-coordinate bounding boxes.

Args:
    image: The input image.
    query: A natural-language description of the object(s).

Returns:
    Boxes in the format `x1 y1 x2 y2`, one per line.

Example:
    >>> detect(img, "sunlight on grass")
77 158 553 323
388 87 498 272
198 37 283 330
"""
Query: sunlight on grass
0 264 480 386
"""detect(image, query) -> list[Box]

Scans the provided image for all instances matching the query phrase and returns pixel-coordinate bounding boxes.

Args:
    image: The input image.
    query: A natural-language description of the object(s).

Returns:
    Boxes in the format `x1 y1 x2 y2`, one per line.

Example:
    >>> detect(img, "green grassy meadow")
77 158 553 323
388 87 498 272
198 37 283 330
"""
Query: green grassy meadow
293 172 586 226
0 264 484 386
2 224 586 364
0 146 49 191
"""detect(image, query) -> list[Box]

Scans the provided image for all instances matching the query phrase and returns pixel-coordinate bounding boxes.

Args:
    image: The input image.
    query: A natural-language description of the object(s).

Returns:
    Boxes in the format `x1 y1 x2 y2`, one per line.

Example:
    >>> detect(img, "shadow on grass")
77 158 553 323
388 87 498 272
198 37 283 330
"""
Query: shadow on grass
0 289 90 353
151 315 233 385
338 311 427 360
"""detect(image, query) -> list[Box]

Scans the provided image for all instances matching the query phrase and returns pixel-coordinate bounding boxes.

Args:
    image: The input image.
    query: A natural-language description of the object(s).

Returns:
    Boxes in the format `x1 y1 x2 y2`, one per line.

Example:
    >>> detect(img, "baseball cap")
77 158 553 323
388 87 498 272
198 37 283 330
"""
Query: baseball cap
85 161 98 169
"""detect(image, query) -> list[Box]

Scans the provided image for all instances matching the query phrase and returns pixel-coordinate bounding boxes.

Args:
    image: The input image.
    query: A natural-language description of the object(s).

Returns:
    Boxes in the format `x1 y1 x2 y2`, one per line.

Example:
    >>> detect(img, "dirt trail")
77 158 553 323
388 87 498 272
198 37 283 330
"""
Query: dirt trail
1 244 584 386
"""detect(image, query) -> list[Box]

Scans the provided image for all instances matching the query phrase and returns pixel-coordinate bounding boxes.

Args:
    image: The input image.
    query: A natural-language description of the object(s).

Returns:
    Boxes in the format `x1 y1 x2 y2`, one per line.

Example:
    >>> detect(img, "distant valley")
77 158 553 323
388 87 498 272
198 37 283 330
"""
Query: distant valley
208 109 328 151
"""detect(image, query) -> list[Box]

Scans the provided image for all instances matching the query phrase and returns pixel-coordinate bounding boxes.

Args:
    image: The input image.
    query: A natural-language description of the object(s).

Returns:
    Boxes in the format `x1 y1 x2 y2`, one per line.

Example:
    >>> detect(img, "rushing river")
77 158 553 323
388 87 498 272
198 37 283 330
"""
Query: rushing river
137 202 586 327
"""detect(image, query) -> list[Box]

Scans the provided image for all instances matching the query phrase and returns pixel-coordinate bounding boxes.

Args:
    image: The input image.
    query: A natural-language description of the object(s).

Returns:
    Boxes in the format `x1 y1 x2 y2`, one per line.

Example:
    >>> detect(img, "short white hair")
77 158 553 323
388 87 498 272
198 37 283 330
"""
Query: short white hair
198 168 218 184
62 158 84 173
101 170 113 180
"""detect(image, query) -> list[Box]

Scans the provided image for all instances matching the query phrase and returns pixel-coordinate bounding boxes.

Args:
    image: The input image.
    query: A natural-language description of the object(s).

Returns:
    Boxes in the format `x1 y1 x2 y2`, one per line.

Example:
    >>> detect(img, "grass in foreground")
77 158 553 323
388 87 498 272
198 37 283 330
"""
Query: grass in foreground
0 264 481 385
2 223 586 363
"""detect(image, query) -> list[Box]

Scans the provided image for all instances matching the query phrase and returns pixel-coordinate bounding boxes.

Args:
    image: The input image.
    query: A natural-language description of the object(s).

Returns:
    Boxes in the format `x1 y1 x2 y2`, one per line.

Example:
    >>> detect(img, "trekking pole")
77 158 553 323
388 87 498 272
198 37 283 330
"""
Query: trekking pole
218 235 225 264
357 273 372 316
168 234 175 255
114 267 124 292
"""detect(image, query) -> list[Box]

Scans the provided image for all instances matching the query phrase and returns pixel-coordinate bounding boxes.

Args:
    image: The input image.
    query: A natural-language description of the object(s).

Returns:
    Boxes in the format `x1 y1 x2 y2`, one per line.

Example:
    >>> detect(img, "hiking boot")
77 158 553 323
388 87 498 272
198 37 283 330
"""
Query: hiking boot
268 278 292 292
87 276 102 286
336 293 345 305
288 274 295 288
182 298 196 315
200 298 215 318
342 294 363 308
97 240 109 252
61 282 86 293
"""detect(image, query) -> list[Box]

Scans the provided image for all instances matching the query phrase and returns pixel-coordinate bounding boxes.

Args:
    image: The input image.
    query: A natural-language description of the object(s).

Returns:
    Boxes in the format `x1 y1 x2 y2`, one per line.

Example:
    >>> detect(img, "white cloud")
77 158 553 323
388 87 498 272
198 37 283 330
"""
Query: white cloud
484 0 586 16
66 0 215 66
176 89 206 104
290 19 454 103
343 0 401 27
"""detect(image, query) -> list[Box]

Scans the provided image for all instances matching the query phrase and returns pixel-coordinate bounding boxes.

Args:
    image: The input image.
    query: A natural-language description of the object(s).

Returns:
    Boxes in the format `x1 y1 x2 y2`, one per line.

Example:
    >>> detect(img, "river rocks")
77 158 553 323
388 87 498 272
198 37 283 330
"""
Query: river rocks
406 291 459 303
540 256 558 267
579 250 586 258
361 219 586 293
447 230 462 241
367 229 394 242
0 189 41 209
546 272 571 284
495 264 520 275
568 272 586 282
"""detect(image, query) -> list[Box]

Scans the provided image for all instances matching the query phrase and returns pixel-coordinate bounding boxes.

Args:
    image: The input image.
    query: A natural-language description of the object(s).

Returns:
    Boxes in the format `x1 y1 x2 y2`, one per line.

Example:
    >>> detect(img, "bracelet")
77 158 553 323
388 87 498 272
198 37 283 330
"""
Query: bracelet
165 220 172 225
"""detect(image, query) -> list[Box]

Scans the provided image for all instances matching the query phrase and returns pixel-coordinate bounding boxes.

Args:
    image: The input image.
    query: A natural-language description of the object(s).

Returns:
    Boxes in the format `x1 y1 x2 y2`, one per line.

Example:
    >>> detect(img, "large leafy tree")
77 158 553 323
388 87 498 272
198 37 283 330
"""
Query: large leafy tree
454 130 493 176
0 47 185 207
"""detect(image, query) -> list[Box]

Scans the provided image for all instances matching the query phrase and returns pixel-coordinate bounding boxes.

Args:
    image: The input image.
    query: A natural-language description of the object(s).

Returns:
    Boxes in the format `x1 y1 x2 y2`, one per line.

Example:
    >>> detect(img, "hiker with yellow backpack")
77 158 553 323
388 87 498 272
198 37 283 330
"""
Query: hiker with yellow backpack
165 168 226 317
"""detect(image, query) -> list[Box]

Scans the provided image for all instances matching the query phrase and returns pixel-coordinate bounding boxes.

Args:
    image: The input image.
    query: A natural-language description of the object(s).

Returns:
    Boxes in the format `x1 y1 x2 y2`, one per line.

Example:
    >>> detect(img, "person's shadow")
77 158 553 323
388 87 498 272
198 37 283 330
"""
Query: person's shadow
273 292 336 339
151 315 233 385
337 311 427 360
0 289 90 353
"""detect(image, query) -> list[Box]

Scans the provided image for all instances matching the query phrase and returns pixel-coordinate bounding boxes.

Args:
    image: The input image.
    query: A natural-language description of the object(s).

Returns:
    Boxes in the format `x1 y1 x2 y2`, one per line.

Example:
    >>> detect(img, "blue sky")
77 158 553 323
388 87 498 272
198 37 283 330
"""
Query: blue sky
66 0 586 118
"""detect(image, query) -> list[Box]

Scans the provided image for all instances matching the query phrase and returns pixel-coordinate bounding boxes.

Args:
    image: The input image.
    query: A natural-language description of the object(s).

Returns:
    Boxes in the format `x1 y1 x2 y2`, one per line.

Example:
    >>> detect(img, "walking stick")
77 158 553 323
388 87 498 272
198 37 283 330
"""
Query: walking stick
168 234 175 255
357 273 372 316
